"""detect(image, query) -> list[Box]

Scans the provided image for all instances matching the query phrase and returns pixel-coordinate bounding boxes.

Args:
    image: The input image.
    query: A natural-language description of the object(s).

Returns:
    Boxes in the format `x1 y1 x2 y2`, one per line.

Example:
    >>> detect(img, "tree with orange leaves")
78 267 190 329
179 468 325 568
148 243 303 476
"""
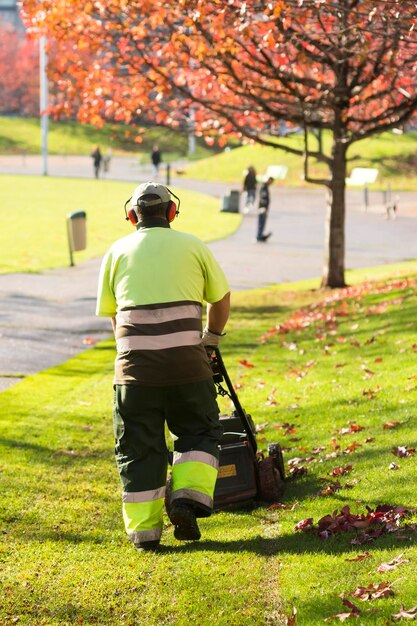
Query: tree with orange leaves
0 23 39 117
20 0 417 287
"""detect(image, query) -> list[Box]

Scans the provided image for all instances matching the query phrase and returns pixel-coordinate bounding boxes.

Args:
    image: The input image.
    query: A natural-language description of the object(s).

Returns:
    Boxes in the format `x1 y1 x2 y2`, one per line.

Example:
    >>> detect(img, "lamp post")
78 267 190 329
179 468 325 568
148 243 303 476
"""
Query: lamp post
39 35 48 176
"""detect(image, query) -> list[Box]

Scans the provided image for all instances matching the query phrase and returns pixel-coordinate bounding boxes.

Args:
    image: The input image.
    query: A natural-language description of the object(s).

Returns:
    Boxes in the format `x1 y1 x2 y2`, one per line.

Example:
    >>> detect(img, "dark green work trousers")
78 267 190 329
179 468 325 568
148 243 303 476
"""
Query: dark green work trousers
113 379 223 494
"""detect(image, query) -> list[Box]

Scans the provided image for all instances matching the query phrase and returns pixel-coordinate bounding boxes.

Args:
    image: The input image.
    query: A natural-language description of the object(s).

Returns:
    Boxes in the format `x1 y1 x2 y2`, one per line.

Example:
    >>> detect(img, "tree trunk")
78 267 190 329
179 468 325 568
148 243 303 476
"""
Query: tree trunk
321 136 348 288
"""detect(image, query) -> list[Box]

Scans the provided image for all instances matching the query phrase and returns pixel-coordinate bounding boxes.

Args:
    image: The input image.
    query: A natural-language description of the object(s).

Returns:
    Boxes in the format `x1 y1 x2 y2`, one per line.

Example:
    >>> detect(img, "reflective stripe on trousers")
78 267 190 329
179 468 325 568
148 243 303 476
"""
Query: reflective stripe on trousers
122 487 166 544
171 450 219 509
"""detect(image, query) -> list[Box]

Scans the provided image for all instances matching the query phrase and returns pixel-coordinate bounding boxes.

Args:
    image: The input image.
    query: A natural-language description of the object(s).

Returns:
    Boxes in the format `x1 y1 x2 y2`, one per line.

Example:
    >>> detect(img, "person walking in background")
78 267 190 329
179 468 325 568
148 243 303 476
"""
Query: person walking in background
96 182 230 552
151 145 162 176
91 145 102 178
256 176 274 242
242 165 257 214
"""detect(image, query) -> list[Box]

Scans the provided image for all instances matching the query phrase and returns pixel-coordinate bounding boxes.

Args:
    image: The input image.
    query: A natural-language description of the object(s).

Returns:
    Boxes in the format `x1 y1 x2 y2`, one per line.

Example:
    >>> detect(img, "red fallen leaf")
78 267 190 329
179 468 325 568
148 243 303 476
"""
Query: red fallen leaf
392 604 417 620
311 446 326 454
233 382 244 390
374 357 383 363
324 599 361 621
341 600 361 614
334 422 364 436
377 553 409 573
82 336 96 345
275 423 297 435
343 442 362 454
238 359 255 368
364 437 375 443
362 386 382 398
289 465 308 478
352 581 393 600
392 445 416 458
267 502 289 510
294 518 314 532
361 365 375 377
330 465 353 477
285 606 297 626
320 481 342 496
383 421 400 429
345 552 372 562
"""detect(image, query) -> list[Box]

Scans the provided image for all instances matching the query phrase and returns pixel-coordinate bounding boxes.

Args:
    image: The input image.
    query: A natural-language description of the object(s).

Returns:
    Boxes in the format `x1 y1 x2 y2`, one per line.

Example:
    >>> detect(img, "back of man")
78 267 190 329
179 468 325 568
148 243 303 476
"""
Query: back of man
96 182 230 551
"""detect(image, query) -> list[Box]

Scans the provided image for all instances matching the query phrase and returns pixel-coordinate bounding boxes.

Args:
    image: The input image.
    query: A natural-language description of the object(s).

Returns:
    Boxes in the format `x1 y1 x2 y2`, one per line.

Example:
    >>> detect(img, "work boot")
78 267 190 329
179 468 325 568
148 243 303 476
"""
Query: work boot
170 503 201 541
133 540 160 552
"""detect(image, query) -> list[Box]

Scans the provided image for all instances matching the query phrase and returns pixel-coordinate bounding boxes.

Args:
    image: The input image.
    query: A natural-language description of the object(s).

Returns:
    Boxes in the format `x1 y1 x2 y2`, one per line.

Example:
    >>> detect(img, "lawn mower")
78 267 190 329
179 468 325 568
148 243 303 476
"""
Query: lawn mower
165 349 285 511
209 347 285 509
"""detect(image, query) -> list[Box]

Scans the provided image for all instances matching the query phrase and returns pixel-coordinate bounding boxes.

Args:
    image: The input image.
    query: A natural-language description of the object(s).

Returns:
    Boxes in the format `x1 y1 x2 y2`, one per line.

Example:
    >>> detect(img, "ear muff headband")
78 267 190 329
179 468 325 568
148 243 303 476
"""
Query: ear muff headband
165 188 181 222
124 197 138 225
123 188 181 225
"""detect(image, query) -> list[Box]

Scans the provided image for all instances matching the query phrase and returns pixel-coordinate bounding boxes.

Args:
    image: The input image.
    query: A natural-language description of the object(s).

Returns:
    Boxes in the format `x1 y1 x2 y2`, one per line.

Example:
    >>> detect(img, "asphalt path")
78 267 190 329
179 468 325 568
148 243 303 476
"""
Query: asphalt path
1 155 416 391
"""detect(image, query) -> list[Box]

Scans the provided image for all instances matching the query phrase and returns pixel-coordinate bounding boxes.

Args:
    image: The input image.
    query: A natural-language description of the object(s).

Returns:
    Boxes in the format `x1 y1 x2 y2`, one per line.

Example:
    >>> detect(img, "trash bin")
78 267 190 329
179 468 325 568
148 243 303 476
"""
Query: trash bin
229 190 240 213
220 191 240 213
221 195 230 212
67 210 87 266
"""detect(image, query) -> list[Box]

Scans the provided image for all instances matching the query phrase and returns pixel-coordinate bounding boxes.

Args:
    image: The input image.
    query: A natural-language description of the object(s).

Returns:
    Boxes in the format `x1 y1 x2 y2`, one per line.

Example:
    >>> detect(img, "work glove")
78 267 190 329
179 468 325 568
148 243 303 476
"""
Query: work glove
201 327 225 347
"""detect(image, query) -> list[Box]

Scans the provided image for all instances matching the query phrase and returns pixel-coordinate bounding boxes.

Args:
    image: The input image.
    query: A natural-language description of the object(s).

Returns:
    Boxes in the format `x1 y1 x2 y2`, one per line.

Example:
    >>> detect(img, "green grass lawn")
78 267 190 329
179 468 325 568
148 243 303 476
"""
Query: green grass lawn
185 131 417 191
0 175 240 273
0 118 217 161
1 261 417 625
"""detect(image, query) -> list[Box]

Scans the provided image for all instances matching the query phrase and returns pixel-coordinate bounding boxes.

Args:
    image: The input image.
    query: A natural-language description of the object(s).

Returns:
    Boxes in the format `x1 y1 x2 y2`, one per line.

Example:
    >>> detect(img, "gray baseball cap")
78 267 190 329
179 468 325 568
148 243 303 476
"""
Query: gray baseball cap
131 182 170 207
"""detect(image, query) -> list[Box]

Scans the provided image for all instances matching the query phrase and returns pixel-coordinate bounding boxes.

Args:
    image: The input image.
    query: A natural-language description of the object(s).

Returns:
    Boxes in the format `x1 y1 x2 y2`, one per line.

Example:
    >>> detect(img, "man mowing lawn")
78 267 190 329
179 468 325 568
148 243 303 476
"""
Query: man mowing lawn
96 182 230 551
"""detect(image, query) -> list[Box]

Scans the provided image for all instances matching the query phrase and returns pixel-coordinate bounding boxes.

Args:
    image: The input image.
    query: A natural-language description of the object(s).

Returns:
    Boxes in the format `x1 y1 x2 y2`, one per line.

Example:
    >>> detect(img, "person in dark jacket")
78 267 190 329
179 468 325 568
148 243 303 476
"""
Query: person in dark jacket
151 145 162 176
242 166 257 213
256 177 274 242
91 145 102 178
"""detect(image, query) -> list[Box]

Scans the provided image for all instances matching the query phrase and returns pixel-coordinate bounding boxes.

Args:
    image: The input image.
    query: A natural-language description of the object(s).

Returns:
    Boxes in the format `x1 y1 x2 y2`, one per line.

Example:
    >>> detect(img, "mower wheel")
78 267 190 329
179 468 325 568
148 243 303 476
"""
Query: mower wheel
267 442 285 480
257 456 285 503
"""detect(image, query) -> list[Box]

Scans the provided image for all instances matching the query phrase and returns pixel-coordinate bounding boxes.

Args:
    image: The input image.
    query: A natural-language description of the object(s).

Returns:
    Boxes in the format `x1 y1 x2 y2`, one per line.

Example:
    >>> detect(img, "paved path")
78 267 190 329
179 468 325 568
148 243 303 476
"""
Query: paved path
1 155 416 391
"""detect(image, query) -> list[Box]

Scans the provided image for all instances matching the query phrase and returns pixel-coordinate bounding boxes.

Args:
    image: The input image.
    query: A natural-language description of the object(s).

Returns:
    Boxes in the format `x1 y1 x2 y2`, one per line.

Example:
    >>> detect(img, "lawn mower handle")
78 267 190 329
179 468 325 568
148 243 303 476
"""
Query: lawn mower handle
210 347 258 454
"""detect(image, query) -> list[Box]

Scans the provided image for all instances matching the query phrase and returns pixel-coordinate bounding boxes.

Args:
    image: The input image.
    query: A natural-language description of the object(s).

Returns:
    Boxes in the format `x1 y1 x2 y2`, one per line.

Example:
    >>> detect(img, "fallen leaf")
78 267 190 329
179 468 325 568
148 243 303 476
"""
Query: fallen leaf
376 553 409 573
255 422 269 433
389 463 400 471
238 359 255 368
285 606 297 625
294 518 314 532
325 599 361 621
345 552 372 562
330 465 353 477
352 581 393 600
82 336 96 345
392 445 416 458
392 604 417 621
383 421 400 429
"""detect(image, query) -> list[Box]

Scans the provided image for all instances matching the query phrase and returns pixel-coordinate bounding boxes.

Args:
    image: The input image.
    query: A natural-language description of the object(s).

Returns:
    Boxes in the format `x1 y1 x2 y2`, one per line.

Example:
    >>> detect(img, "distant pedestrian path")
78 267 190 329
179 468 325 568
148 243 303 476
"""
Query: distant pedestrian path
0 154 416 392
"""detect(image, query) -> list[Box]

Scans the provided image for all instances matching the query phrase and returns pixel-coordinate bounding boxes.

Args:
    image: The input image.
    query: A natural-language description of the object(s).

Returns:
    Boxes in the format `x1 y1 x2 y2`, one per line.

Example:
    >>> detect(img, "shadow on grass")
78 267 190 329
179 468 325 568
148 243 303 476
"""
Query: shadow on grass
157 525 417 555
0 437 111 463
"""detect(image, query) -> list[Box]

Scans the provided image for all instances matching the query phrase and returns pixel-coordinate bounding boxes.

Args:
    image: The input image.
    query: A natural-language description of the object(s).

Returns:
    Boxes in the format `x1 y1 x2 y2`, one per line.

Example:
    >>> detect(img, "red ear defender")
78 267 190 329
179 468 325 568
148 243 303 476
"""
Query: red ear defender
166 200 178 223
128 208 138 225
